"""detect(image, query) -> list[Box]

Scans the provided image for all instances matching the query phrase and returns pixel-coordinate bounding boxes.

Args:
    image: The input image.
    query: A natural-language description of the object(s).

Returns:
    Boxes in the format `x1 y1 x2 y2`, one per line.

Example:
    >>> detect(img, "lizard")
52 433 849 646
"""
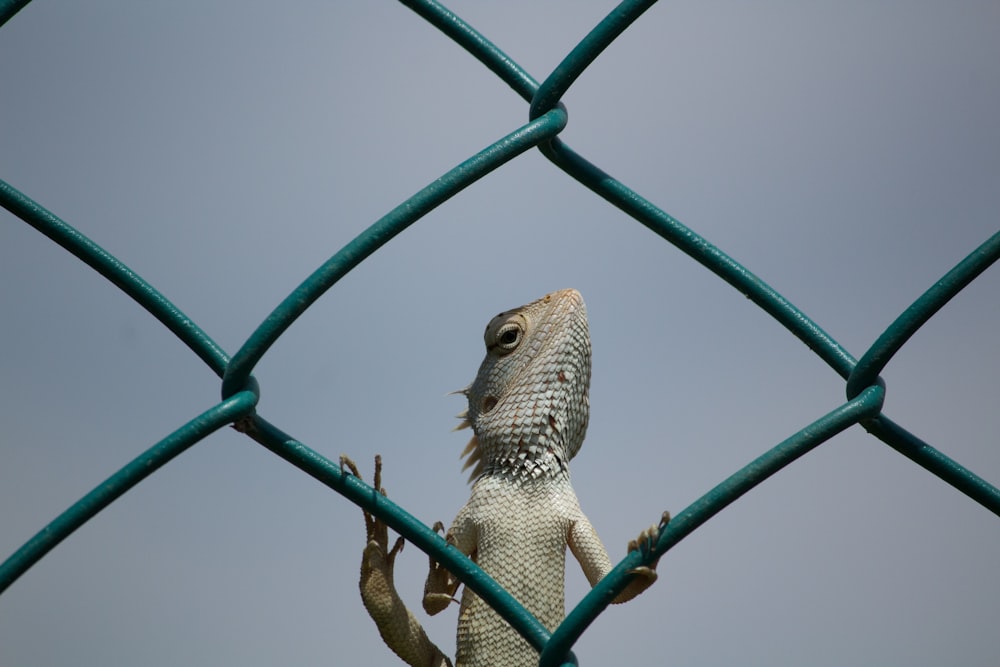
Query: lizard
343 288 669 667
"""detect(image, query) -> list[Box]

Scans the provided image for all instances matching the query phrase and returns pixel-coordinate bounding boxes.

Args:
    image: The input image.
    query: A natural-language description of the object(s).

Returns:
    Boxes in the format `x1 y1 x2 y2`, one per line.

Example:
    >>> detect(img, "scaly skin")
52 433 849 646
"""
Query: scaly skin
348 289 668 667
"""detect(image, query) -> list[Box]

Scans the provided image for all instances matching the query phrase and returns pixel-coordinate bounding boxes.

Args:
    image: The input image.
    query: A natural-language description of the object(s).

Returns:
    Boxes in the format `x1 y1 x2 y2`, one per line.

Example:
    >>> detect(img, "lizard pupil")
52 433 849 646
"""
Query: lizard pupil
499 328 519 346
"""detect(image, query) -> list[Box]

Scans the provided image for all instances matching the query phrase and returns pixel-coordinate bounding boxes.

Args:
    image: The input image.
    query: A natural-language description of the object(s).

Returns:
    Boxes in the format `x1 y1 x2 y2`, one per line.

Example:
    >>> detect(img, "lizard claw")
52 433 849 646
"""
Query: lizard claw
424 540 461 614
614 511 671 604
339 454 360 477
625 565 658 585
351 455 454 667
344 454 399 569
423 521 460 614
630 510 670 558
625 525 660 584
373 454 386 494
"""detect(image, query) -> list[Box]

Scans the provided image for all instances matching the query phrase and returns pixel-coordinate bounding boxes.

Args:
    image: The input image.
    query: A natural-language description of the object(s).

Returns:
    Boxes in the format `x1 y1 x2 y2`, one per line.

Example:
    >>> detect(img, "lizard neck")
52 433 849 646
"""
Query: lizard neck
479 434 572 480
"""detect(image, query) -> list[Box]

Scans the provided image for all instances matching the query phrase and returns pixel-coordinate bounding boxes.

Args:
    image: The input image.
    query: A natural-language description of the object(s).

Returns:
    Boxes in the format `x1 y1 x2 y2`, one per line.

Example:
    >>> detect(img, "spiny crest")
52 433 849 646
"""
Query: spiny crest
451 392 485 483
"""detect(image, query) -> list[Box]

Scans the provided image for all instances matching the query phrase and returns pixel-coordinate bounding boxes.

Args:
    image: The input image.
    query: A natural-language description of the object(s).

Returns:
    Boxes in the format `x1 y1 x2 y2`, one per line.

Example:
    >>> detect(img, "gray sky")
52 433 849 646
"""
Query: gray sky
2 2 998 665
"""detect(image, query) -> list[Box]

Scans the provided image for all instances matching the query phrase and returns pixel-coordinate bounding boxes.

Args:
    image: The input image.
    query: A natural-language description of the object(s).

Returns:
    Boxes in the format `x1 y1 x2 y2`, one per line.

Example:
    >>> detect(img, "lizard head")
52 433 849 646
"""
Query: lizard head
455 289 592 482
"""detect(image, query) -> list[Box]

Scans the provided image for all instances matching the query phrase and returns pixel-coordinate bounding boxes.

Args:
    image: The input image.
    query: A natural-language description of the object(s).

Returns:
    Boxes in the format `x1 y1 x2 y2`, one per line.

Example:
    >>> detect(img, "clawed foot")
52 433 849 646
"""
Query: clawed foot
343 455 455 667
614 511 670 603
341 454 406 578
423 521 460 614
627 511 670 568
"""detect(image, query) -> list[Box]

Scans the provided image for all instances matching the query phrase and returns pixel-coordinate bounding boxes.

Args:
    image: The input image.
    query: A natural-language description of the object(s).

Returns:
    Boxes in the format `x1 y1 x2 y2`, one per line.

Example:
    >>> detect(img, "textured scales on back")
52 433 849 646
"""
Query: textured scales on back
349 289 667 667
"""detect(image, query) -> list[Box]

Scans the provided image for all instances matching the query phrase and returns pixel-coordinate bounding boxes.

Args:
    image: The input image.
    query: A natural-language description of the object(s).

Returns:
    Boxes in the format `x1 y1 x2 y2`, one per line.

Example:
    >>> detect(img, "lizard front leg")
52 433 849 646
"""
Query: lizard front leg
569 509 671 604
341 455 453 667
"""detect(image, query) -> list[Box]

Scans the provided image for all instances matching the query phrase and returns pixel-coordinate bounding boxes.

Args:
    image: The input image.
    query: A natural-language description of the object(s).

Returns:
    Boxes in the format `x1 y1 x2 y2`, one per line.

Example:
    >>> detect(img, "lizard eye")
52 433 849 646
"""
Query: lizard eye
495 322 523 352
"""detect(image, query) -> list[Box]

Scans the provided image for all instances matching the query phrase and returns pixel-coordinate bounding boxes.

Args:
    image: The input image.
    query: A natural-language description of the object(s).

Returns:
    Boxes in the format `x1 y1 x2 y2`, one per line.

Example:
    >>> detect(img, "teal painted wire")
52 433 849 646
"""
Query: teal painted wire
1 1 996 663
0 94 566 652
539 140 859 378
0 179 232 378
403 1 1000 661
399 7 1000 661
233 415 557 658
841 231 1000 515
221 108 567 400
0 391 258 595
867 415 1000 516
401 0 858 379
541 383 886 667
0 179 257 594
847 230 1000 399
403 1 998 531
529 0 659 121
0 0 30 28
536 0 857 374
400 0 539 102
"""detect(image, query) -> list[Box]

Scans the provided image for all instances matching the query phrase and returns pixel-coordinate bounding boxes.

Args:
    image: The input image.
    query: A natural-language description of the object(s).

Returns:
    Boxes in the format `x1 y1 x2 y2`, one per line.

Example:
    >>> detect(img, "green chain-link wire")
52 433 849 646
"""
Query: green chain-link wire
1 1 998 666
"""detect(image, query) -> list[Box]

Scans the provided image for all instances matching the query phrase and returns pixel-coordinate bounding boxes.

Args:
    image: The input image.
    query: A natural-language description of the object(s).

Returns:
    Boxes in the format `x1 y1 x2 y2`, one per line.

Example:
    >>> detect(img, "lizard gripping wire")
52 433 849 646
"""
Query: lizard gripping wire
1 1 997 665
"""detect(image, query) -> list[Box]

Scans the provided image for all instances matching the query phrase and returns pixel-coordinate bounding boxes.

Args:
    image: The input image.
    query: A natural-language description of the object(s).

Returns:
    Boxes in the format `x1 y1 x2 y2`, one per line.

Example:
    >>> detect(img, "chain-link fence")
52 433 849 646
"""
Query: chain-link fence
2 1 998 665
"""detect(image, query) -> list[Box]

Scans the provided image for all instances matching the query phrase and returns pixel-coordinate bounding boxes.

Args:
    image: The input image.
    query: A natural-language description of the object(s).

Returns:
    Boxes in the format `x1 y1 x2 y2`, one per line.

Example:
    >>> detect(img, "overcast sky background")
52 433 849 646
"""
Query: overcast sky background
2 2 998 665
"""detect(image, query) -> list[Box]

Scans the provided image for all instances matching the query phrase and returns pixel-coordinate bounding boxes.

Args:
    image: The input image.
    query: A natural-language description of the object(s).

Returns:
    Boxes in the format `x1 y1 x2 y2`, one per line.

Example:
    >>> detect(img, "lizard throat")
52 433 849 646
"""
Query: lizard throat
481 437 570 480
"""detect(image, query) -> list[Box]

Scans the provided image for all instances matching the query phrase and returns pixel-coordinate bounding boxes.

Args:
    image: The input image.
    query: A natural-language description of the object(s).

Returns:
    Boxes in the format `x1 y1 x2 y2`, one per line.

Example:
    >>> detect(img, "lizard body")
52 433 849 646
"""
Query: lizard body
348 289 667 667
